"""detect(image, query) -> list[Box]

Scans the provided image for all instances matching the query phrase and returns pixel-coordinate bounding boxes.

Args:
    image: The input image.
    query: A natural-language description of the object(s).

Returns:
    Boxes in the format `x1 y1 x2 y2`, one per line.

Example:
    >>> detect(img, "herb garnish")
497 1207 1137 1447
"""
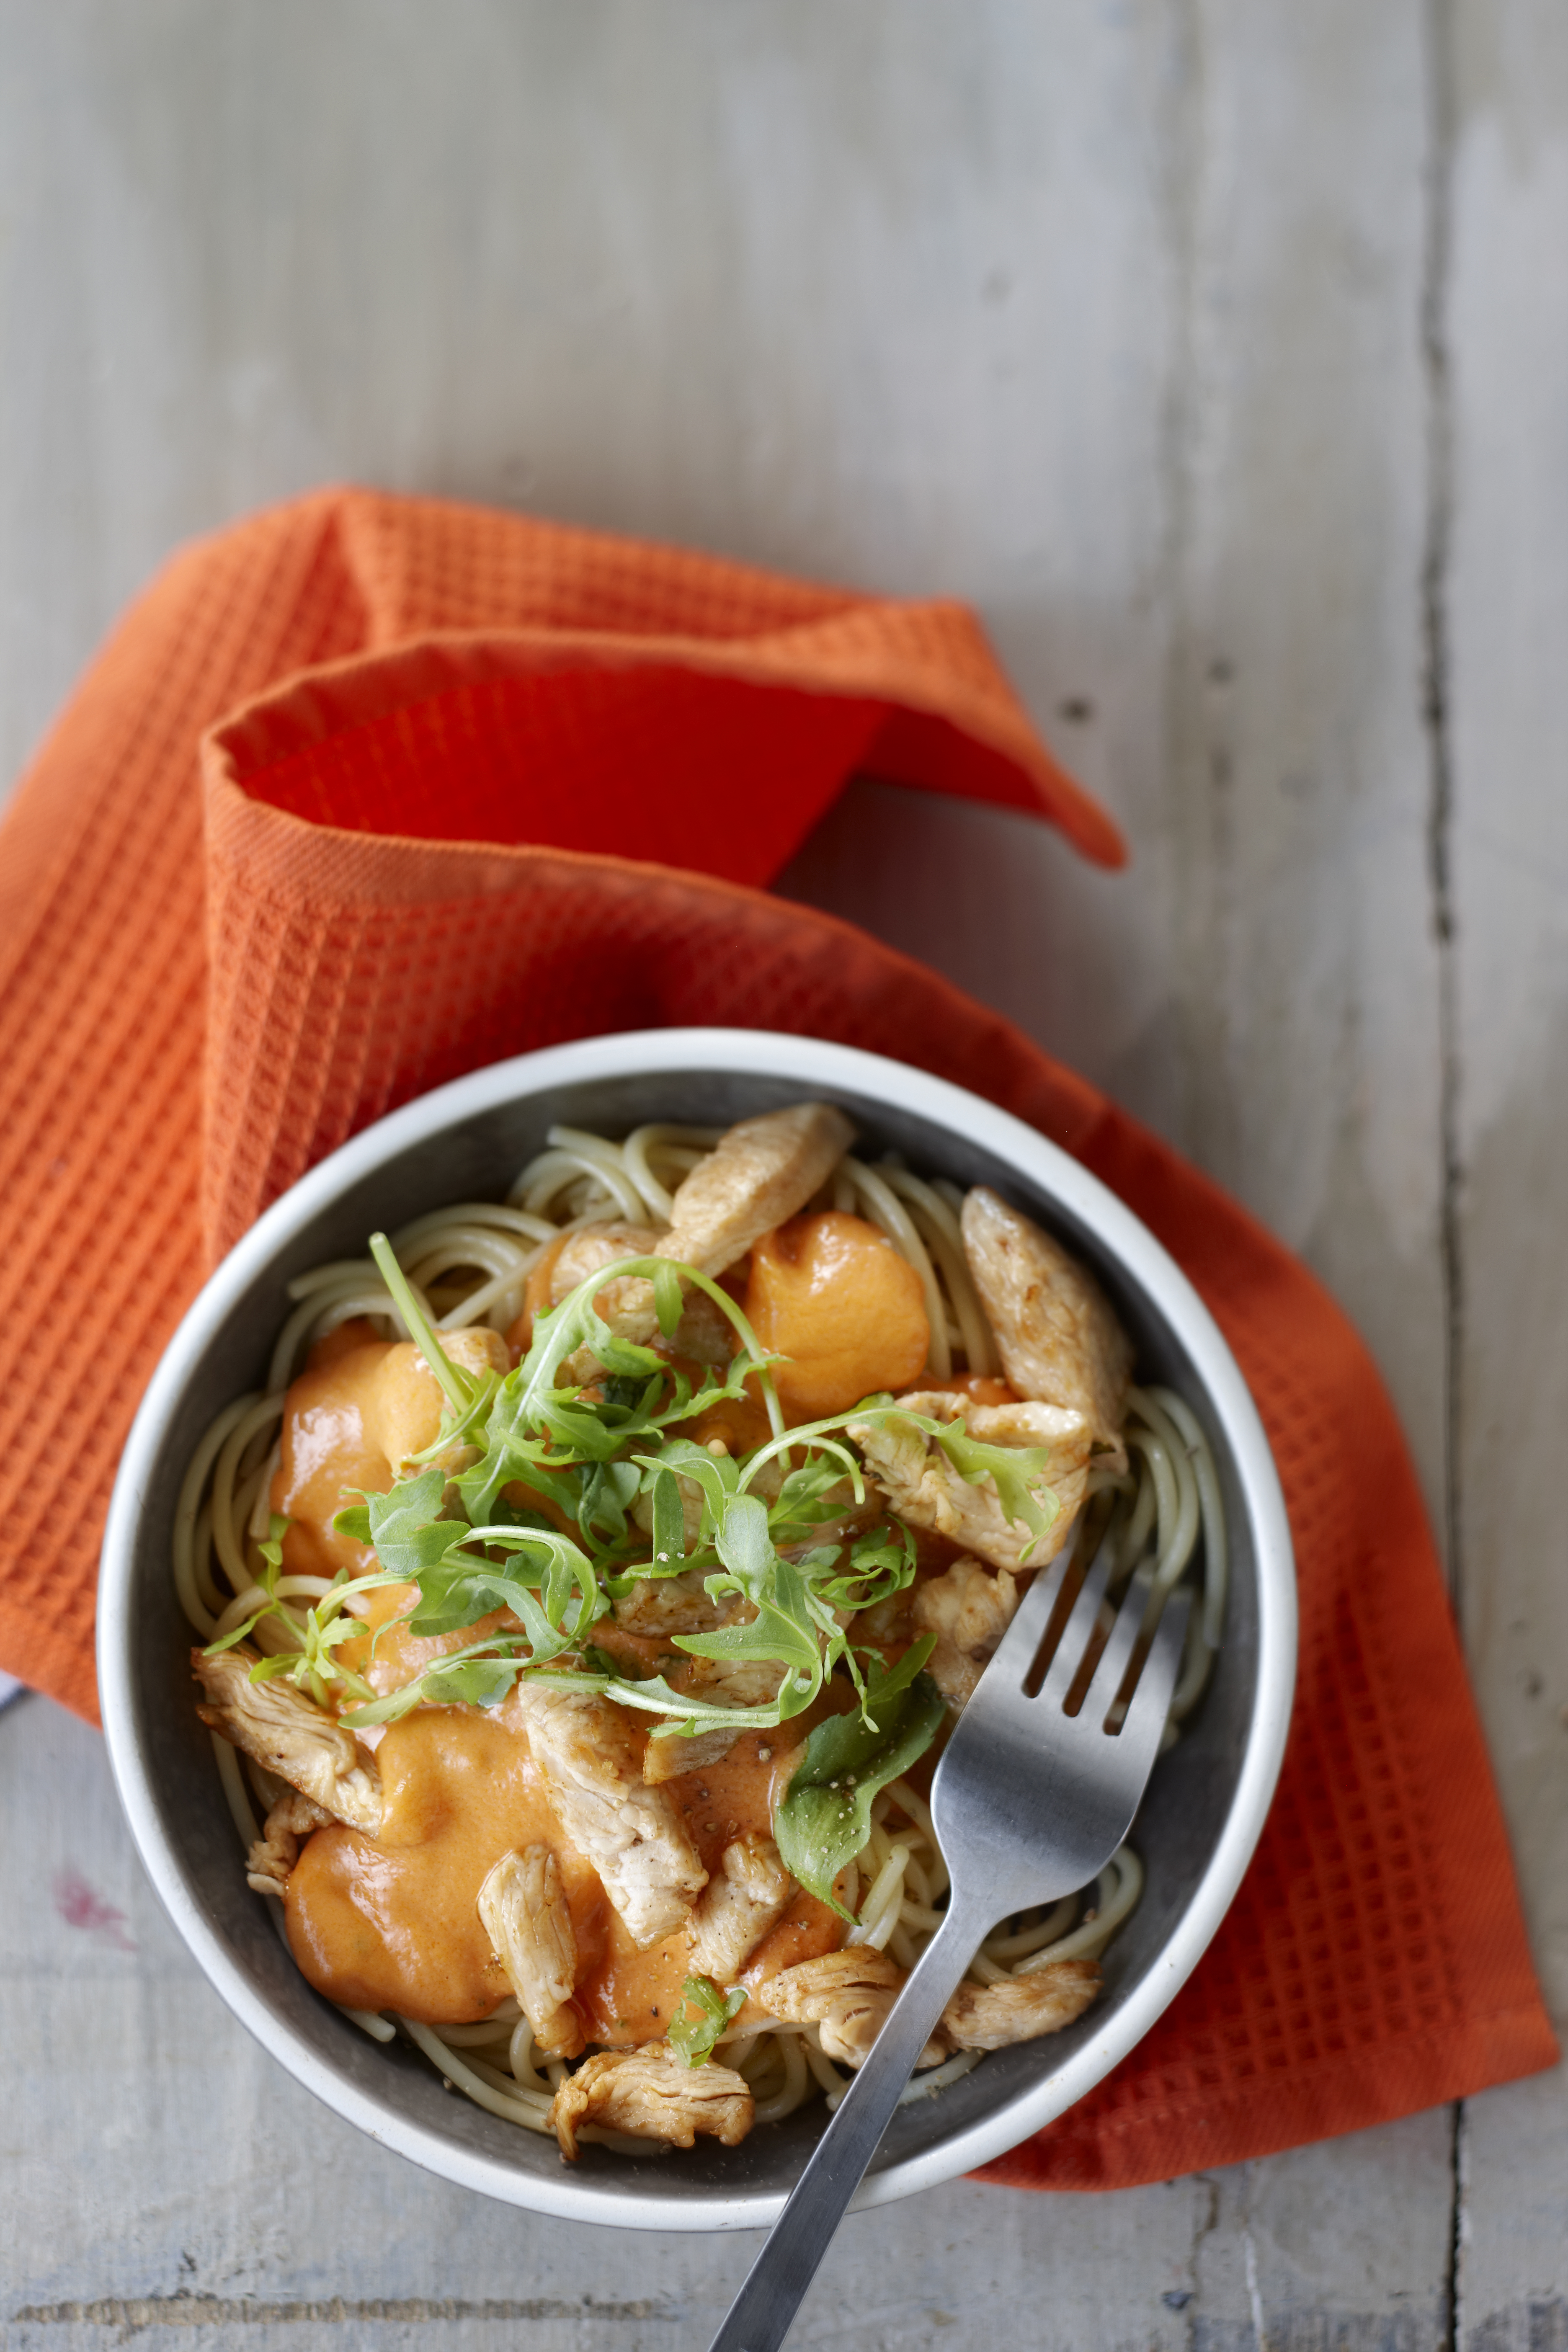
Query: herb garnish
214 1238 1065 1764
668 1975 748 2066
773 1645 946 1914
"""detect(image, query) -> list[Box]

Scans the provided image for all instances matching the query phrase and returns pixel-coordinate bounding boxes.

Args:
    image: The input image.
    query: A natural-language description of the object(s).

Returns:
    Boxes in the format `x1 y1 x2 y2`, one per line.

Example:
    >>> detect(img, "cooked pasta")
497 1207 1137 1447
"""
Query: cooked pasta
176 1107 1222 2151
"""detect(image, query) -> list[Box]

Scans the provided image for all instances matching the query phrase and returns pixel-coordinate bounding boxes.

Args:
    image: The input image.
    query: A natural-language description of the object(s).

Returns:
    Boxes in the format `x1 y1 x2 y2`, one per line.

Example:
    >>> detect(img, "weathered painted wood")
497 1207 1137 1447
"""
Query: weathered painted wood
784 0 1451 1546
1191 2120 1457 2352
785 11 1465 2316
0 0 1179 797
1444 0 1568 2342
3 0 1551 2337
0 0 1448 1514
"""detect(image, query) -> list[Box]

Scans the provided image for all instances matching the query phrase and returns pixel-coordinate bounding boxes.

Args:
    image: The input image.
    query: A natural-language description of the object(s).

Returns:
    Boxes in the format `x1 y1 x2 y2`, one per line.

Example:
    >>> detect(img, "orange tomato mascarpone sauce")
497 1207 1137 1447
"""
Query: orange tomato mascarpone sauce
283 1703 849 2030
268 1212 936 2037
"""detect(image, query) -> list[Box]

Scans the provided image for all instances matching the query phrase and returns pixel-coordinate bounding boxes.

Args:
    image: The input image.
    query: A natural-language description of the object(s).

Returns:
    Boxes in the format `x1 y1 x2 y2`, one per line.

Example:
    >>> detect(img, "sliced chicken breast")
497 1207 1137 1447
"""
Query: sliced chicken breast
548 2044 753 2159
961 1187 1132 1453
477 1845 584 2059
194 1645 382 1834
508 1683 707 1947
687 1835 795 1984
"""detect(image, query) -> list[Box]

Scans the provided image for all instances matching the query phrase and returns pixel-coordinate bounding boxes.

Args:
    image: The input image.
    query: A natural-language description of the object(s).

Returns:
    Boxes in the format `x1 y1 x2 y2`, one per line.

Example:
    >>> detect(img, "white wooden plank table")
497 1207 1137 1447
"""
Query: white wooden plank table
0 5 1561 2345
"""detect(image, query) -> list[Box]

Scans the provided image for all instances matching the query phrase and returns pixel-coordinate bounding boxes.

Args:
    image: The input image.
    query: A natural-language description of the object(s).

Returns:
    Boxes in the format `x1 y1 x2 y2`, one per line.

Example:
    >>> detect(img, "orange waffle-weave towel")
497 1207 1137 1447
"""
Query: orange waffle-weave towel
0 487 1552 2189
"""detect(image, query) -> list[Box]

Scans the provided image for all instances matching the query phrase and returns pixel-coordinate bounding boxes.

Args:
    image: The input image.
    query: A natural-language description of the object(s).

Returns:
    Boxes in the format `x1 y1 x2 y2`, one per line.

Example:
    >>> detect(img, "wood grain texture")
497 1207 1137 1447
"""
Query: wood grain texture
0 0 1558 2339
1444 0 1568 2342
783 0 1449 1540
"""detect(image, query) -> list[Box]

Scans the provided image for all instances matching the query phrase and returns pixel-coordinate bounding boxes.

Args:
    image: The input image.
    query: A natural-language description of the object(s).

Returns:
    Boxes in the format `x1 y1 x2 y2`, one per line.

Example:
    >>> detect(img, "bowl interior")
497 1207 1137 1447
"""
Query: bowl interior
111 1054 1266 2217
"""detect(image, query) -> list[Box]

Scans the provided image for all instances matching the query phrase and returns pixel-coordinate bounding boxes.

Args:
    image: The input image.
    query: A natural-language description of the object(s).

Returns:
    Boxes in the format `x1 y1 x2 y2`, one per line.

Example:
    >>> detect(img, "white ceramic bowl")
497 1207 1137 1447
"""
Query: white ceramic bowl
99 1029 1295 2229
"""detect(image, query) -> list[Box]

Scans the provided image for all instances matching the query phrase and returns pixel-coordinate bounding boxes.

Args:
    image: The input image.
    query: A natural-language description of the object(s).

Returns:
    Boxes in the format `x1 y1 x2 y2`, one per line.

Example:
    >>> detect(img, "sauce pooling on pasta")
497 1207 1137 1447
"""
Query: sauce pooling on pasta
745 1212 930 1418
286 1704 844 2028
286 1707 596 2020
183 1105 1215 2163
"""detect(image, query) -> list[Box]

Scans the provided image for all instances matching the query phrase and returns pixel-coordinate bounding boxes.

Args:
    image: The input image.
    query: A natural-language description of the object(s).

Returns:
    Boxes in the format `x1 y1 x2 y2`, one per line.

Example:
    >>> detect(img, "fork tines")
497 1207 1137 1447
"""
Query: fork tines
999 1536 1192 1746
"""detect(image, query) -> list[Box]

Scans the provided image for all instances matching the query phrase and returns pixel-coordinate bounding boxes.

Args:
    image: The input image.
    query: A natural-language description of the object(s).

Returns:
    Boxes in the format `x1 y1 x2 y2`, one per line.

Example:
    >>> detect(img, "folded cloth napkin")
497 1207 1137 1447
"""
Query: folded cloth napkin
0 487 1551 2189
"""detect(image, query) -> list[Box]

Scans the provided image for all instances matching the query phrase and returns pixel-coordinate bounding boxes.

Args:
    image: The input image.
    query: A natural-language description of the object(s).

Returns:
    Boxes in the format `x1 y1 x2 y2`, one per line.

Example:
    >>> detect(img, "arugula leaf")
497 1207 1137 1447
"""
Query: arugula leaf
343 1468 475 1581
575 1459 642 1548
645 1355 769 1431
740 1425 864 1510
240 1580 379 1710
426 1249 783 1539
807 1521 917 1612
519 1355 767 1470
330 1502 375 1547
663 1495 832 1720
202 1527 392 1694
201 1515 292 1654
579 1644 626 1678
596 1669 813 1741
668 1975 746 2067
766 1454 861 1547
395 1556 514 1637
483 1494 557 1536
368 1231 485 1420
454 1395 584 1529
508 1264 669 1428
851 1632 939 1723
650 1467 687 1569
712 1489 773 1594
447 1525 611 1660
522 1390 640 1465
403 1369 502 1462
202 1613 270 1657
420 1658 523 1708
335 1453 611 1659
634 1439 738 1544
518 1254 782 1432
773 1655 944 1916
340 1627 533 1725
339 1679 436 1728
932 1420 1060 1555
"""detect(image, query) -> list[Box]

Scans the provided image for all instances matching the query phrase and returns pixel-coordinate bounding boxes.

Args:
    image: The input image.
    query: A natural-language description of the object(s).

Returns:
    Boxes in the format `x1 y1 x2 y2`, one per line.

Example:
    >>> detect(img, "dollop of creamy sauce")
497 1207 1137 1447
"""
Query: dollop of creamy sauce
285 1708 845 2032
270 1330 397 1580
745 1212 930 1420
286 1707 609 2022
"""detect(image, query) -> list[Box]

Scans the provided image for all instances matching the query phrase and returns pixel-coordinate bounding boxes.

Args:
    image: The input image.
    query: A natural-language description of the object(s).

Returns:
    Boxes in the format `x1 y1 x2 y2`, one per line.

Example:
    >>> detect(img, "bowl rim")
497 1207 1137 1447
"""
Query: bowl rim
99 1026 1296 2230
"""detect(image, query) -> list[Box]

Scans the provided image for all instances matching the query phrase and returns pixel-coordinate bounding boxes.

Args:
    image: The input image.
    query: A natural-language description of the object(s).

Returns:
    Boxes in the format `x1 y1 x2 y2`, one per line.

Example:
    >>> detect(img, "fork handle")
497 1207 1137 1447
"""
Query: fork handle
706 1894 989 2352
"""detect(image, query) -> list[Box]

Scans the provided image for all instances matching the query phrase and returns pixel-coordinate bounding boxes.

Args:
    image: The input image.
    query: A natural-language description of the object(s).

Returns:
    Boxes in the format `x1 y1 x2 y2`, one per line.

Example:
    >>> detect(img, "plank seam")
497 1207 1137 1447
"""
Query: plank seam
1421 5 1467 2341
1421 0 1462 1600
8 2297 674 2327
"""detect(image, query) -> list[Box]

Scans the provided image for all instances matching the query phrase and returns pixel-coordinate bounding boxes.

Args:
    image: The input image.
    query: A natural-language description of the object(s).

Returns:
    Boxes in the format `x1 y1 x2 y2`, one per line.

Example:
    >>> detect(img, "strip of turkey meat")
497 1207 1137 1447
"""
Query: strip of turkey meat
548 2044 753 2159
193 1645 382 1833
507 1682 707 1947
755 1947 1101 2064
850 1393 1091 1571
959 1186 1133 1453
686 1835 794 1983
552 1103 856 1373
477 1845 585 2058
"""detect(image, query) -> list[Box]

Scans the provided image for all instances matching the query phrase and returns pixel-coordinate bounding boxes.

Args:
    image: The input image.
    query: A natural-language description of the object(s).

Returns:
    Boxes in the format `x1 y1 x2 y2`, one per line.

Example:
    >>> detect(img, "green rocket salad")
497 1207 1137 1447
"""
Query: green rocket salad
210 1228 1063 1909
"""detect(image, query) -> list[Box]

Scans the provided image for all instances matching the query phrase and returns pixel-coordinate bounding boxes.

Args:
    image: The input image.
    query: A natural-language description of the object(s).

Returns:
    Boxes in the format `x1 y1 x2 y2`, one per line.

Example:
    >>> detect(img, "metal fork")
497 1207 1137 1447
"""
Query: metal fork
707 1545 1191 2352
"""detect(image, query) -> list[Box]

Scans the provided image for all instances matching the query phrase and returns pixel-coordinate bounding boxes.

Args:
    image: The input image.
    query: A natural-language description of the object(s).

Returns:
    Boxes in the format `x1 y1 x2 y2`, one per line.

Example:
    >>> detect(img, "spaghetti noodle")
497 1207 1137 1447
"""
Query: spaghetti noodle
175 1114 1222 2148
